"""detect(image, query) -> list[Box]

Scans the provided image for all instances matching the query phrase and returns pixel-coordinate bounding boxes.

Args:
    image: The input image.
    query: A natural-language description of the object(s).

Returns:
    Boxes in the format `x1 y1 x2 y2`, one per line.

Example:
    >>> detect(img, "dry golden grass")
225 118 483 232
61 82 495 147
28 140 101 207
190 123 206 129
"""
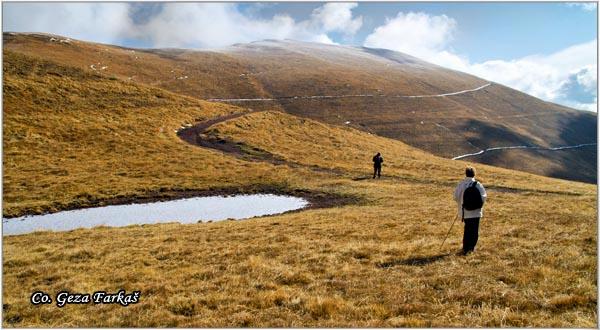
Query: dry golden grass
2 50 302 217
2 41 597 327
4 179 596 327
208 110 592 194
4 33 596 183
3 33 266 100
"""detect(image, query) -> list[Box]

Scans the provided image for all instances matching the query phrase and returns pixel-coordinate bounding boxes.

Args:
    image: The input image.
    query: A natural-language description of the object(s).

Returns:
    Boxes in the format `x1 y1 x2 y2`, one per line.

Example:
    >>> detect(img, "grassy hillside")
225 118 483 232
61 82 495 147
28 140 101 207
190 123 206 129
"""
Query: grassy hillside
2 50 298 217
270 83 596 183
206 111 591 193
3 33 269 99
2 38 597 327
4 33 596 183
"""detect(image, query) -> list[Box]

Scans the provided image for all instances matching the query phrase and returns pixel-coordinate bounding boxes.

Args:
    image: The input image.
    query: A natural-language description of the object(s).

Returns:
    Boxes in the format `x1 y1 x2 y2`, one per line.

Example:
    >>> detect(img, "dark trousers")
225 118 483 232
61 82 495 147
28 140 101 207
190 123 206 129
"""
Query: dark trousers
463 217 480 253
373 165 381 178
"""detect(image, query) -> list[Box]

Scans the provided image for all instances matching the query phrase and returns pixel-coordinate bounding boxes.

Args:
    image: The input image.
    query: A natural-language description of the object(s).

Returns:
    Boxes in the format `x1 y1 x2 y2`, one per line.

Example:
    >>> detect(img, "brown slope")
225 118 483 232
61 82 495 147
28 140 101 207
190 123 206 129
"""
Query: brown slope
4 33 596 183
2 32 270 99
217 41 596 183
1 49 267 217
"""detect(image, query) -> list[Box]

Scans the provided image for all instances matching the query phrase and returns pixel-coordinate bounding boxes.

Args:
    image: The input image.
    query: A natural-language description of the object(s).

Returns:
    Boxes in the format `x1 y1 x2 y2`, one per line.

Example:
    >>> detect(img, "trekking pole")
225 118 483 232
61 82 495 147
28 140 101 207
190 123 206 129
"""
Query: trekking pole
440 214 458 251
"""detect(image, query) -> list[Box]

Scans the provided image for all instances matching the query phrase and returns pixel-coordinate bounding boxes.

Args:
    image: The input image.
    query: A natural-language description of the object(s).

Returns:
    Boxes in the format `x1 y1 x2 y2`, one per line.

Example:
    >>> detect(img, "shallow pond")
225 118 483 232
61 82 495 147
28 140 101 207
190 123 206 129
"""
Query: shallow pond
3 194 309 236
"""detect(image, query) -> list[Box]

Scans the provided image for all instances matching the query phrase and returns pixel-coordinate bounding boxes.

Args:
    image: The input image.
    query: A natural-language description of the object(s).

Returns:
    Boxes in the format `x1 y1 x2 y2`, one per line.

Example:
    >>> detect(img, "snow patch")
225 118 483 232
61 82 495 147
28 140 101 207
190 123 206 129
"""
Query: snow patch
435 123 450 131
452 142 597 160
50 37 71 43
207 83 491 103
89 63 108 71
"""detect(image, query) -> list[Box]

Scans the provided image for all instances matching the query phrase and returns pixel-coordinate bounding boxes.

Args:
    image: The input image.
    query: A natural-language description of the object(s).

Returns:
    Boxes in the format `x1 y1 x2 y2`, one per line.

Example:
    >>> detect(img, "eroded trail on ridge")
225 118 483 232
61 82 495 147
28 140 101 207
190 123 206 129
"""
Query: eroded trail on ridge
177 110 344 175
177 111 253 146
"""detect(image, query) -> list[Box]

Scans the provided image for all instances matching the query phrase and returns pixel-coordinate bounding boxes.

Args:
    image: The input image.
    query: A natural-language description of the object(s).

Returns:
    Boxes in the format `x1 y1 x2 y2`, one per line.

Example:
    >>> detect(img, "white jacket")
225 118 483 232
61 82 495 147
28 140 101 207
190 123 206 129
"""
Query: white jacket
453 177 487 219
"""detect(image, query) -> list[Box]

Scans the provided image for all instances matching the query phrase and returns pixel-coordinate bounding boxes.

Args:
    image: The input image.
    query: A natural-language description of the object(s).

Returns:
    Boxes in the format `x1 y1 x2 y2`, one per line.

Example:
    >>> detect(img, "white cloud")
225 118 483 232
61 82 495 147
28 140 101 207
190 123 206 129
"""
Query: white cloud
310 3 363 35
364 12 457 64
133 3 300 48
133 3 360 48
3 3 133 44
566 2 597 11
364 11 597 112
3 3 361 49
556 66 597 111
467 41 598 112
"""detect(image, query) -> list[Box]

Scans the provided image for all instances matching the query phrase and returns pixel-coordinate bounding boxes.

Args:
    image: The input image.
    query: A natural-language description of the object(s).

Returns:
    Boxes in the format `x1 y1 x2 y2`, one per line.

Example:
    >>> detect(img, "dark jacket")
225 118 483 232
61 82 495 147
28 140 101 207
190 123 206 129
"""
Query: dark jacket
373 155 384 167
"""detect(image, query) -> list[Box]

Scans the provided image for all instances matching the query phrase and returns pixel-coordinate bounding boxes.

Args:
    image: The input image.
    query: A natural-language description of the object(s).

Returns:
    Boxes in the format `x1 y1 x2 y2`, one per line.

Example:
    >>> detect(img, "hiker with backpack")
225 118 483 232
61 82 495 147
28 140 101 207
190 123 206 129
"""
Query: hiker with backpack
453 166 487 255
372 152 384 178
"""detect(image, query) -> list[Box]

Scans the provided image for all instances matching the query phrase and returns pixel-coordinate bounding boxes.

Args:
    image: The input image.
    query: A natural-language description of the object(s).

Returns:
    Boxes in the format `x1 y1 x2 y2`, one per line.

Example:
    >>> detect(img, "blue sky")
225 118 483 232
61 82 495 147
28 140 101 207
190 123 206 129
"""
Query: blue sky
240 2 597 62
3 2 597 111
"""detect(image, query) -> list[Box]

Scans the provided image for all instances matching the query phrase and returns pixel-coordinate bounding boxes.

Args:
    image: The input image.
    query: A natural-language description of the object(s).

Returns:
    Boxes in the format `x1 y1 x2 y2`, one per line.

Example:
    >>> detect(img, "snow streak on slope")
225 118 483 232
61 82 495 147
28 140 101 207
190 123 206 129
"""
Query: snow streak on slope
402 83 491 98
452 143 597 160
208 83 492 103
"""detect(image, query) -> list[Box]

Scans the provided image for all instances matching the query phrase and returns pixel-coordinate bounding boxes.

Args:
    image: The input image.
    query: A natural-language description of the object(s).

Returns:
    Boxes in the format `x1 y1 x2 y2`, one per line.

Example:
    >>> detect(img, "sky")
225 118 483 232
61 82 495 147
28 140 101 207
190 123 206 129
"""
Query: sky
3 2 598 111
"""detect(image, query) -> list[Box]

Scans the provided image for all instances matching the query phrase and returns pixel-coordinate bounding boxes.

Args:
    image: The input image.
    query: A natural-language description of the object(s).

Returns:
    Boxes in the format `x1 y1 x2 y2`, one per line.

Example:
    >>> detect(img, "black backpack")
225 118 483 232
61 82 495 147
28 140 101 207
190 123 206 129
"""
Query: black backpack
462 181 484 211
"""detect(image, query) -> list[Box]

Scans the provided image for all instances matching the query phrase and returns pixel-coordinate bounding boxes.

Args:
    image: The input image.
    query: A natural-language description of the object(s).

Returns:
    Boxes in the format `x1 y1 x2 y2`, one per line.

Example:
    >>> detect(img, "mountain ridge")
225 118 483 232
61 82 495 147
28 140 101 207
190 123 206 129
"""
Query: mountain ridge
3 32 596 183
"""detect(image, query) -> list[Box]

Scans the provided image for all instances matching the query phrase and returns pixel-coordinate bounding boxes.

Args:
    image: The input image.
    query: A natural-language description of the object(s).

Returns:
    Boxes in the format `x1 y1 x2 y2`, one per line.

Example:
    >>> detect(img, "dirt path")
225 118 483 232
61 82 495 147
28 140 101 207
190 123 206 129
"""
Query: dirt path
177 111 254 145
176 111 583 197
177 110 344 175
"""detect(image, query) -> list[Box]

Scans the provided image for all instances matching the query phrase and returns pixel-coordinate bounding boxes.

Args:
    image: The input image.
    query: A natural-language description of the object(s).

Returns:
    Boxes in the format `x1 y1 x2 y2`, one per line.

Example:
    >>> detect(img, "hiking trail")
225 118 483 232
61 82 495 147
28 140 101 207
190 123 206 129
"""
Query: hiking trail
207 83 492 103
452 143 597 160
176 110 584 196
177 110 344 175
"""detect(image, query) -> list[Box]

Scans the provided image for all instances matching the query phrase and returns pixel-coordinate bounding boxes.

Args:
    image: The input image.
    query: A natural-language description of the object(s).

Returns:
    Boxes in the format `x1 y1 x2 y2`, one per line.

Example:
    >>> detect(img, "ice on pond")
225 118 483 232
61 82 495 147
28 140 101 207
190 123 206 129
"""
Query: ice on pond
3 194 309 236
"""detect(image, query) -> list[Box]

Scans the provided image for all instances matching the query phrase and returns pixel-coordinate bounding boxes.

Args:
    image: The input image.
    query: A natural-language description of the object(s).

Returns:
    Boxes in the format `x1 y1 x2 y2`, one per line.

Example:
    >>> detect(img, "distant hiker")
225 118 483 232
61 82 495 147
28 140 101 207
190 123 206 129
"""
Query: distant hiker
372 152 384 178
453 166 487 255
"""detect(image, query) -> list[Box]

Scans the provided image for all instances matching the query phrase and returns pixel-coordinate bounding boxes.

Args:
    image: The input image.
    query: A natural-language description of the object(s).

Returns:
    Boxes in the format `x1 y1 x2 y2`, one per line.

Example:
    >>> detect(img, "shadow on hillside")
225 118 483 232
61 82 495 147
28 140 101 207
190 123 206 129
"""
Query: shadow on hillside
360 46 425 66
459 119 532 148
557 110 597 145
461 113 597 184
547 111 597 183
376 253 451 268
